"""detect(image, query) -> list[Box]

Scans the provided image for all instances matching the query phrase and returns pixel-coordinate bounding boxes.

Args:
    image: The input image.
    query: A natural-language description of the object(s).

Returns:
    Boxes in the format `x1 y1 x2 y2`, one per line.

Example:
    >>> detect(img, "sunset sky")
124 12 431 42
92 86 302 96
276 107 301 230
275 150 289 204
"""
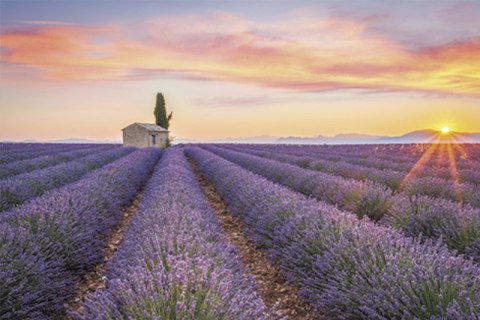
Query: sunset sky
1 0 479 141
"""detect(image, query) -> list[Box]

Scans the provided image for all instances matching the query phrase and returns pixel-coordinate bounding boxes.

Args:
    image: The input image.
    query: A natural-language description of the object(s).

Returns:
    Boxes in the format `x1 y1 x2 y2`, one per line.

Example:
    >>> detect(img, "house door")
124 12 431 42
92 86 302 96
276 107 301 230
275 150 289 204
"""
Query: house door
151 134 156 146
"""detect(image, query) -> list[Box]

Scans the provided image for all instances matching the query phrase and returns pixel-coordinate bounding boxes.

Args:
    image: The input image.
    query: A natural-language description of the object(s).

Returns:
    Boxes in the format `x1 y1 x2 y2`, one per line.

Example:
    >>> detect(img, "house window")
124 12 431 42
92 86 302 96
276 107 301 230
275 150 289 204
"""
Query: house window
151 134 156 145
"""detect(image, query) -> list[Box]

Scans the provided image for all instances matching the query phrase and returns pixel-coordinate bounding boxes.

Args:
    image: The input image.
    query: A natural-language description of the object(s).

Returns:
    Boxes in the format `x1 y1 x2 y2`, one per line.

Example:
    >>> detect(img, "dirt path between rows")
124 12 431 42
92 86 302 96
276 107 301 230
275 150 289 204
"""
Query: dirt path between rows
189 159 321 320
63 178 150 319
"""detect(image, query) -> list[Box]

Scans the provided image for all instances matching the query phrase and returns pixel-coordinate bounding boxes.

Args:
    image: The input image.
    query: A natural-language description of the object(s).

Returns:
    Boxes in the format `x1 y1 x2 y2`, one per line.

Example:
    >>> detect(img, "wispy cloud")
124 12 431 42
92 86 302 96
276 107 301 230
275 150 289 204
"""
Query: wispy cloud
194 94 271 108
1 11 479 97
17 20 78 26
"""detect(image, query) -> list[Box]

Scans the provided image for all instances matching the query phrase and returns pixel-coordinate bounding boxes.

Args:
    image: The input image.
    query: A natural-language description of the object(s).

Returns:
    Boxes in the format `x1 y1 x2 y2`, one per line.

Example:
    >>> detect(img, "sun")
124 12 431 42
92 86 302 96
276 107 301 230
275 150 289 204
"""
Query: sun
441 126 450 134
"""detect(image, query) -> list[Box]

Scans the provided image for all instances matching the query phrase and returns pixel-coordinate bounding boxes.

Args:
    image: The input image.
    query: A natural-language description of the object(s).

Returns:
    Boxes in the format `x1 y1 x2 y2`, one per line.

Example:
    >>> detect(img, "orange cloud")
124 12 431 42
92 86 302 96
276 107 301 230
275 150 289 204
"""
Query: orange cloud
1 24 126 80
1 13 479 96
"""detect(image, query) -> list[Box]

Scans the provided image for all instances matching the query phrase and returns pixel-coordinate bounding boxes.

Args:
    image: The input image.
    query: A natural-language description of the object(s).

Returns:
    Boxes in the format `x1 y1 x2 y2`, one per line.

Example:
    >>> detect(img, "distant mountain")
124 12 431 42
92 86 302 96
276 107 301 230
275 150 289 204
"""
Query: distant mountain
174 130 480 145
276 135 323 144
377 130 480 144
4 130 479 145
3 138 121 144
376 129 439 144
173 135 279 144
211 135 279 144
278 129 480 144
172 137 198 144
50 138 121 144
277 133 382 144
451 132 480 143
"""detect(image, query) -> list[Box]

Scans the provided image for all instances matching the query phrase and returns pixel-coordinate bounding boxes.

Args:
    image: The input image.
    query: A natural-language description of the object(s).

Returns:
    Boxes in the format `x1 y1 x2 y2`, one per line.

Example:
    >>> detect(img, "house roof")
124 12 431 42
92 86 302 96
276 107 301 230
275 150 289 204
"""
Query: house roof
122 123 169 132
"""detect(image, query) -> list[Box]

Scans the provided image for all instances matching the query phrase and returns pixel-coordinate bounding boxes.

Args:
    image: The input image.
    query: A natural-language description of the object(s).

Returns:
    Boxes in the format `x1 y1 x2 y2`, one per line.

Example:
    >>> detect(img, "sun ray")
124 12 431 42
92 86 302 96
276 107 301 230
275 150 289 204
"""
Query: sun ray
397 128 468 204
397 135 441 192
445 140 463 202
452 139 469 162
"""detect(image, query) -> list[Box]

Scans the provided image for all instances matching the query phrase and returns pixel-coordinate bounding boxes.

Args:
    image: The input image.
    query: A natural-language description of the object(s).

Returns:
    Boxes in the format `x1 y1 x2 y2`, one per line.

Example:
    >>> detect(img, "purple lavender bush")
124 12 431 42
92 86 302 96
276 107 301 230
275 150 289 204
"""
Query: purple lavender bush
224 143 480 188
203 145 392 221
466 237 480 262
0 148 161 319
82 147 268 320
389 174 480 209
384 194 480 261
0 143 100 164
211 145 480 260
0 223 73 319
0 144 114 179
0 146 135 212
222 144 405 189
186 146 480 319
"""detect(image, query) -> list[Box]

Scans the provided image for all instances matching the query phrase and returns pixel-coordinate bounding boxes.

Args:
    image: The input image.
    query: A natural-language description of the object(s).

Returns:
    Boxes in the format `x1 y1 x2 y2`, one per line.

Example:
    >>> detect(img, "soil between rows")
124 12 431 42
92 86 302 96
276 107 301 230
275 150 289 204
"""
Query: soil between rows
188 158 321 320
63 175 151 319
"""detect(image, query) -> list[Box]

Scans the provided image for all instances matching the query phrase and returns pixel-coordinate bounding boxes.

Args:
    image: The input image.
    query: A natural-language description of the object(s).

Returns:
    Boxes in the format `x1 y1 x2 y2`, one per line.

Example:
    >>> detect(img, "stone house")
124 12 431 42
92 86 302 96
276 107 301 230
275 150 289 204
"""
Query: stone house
122 123 169 149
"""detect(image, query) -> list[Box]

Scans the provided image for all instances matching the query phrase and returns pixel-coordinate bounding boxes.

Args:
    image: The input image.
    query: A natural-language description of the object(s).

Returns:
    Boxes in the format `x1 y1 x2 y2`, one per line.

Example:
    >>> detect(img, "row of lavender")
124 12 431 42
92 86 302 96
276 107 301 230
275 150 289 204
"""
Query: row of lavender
228 143 480 186
81 148 268 319
219 144 480 237
223 144 480 203
0 148 161 319
0 143 95 153
204 145 480 262
186 146 480 319
316 143 480 181
0 143 114 164
0 144 117 179
0 147 137 212
261 143 480 168
297 143 480 176
0 143 87 158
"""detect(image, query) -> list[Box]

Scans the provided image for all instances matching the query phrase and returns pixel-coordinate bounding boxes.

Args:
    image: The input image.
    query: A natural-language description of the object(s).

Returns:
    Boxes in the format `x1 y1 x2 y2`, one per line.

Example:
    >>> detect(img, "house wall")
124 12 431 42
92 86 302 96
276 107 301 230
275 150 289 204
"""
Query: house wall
152 132 169 148
123 125 149 148
123 125 169 149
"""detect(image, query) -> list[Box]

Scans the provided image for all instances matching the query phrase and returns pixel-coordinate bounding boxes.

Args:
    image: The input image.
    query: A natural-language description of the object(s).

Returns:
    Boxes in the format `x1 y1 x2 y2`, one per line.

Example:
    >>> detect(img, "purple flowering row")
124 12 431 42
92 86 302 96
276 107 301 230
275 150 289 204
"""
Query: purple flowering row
0 142 93 153
0 147 136 212
0 143 87 158
223 144 406 189
236 143 480 176
0 148 161 319
218 144 480 255
256 143 480 168
227 143 480 186
330 144 479 175
315 143 480 186
186 146 480 319
203 144 393 221
81 147 268 320
0 143 108 164
222 144 480 207
384 194 480 261
204 145 480 261
0 144 116 179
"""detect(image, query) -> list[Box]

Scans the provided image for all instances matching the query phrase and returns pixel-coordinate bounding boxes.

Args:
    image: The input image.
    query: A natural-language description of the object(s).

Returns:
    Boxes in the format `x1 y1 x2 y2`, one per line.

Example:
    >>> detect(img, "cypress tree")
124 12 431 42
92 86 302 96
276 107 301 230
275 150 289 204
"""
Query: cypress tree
153 92 172 129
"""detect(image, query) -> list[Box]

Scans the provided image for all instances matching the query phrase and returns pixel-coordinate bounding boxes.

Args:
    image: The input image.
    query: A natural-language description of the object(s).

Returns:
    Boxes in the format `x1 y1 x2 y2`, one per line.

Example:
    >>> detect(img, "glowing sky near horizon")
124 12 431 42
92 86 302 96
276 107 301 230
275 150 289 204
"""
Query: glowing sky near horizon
1 0 479 141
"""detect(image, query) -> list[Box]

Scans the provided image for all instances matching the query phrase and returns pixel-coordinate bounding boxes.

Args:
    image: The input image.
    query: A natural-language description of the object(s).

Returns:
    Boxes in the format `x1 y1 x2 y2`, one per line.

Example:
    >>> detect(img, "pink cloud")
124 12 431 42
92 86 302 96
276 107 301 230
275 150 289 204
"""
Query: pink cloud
18 20 78 26
1 11 479 96
194 94 271 108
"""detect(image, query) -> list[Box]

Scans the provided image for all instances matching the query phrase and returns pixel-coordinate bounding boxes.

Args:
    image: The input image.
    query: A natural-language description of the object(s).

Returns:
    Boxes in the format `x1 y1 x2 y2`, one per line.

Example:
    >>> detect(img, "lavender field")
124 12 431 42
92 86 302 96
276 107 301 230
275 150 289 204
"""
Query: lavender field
1 142 480 319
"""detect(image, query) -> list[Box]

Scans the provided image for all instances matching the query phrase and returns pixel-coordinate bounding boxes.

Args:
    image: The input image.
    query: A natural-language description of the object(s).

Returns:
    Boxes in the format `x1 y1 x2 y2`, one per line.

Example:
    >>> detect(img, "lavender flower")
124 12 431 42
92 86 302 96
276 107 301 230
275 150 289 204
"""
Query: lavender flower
0 143 110 164
202 145 392 221
0 148 161 318
0 146 135 212
186 146 480 319
82 147 268 320
0 144 115 179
